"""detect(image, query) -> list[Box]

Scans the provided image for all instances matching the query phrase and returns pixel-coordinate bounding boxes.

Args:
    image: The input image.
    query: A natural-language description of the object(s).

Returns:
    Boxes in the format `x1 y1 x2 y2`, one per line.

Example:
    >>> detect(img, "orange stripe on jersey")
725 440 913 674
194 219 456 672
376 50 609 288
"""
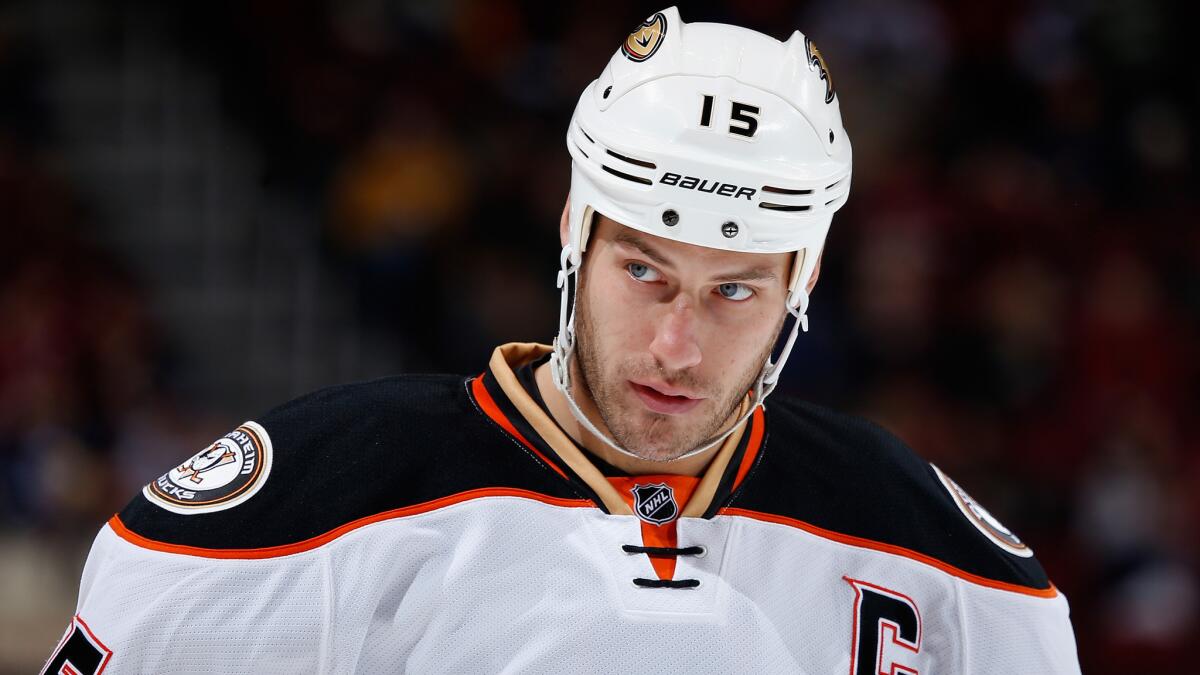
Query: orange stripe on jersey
640 522 676 580
110 488 592 559
609 475 700 580
720 507 1058 598
731 405 765 492
470 374 569 480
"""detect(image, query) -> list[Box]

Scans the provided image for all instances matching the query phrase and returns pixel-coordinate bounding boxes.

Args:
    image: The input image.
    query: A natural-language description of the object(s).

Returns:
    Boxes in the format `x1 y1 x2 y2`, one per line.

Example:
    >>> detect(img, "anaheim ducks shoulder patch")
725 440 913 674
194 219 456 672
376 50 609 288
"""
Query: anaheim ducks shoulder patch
931 464 1033 558
144 421 273 515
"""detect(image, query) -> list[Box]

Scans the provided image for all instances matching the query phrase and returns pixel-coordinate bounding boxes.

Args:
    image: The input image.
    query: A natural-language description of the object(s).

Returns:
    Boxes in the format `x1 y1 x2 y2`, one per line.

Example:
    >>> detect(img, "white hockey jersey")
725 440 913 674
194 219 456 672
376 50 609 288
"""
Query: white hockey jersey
44 343 1080 673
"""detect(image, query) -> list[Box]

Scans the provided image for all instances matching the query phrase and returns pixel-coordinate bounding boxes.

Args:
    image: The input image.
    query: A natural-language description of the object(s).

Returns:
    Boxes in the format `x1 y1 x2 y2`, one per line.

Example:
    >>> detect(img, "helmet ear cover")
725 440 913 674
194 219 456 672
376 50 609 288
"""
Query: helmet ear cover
553 6 851 460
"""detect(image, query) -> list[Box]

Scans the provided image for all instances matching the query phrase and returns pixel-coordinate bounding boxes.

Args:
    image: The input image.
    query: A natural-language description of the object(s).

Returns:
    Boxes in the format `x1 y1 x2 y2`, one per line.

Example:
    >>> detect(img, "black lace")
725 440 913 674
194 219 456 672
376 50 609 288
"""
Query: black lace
623 544 705 589
632 577 701 589
621 544 705 556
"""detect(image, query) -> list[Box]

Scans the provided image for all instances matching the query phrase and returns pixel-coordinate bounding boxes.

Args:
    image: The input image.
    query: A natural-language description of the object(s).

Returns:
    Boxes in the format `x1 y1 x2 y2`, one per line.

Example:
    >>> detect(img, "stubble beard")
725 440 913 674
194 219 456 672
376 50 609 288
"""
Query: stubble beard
572 277 778 462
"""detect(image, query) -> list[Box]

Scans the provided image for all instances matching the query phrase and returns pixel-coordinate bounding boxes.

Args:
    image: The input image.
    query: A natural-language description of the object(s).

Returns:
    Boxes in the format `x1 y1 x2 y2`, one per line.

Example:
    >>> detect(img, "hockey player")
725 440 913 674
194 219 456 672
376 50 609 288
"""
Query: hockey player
44 7 1080 674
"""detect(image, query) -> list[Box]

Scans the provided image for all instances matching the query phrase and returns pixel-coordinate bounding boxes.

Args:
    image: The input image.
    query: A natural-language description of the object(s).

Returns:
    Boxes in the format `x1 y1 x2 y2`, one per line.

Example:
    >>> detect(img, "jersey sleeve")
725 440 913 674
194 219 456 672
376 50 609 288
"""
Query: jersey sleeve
956 579 1081 673
42 523 331 674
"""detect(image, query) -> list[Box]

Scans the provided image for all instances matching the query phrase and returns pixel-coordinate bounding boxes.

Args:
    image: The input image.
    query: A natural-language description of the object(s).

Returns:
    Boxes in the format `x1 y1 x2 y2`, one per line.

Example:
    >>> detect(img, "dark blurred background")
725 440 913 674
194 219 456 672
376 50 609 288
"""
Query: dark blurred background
1 0 1196 672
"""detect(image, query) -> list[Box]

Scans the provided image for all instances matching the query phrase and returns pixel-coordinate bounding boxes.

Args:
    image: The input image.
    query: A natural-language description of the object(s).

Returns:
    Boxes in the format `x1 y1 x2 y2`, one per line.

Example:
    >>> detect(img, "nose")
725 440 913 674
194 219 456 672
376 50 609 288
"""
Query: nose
648 294 703 372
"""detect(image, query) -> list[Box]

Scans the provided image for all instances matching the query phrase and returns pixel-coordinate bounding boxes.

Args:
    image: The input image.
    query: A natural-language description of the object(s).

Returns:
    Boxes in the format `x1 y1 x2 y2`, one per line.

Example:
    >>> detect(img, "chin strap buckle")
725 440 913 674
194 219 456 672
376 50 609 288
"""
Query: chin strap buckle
551 245 579 393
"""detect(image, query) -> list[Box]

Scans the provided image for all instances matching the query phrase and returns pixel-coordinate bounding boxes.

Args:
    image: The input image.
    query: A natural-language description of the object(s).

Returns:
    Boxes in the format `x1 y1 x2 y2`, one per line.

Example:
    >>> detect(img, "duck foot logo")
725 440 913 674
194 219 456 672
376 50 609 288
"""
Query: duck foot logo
622 12 667 63
144 421 274 515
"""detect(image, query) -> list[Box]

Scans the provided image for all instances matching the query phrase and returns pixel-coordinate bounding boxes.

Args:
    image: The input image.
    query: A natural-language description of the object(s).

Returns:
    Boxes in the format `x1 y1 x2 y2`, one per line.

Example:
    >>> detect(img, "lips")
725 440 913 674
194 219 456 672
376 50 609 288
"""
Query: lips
629 381 704 415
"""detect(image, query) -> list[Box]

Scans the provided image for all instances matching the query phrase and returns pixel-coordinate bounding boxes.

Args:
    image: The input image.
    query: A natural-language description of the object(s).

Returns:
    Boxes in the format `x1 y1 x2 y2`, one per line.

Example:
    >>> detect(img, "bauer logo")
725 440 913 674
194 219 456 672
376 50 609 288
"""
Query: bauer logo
632 483 679 525
622 12 667 62
144 421 273 515
660 172 757 200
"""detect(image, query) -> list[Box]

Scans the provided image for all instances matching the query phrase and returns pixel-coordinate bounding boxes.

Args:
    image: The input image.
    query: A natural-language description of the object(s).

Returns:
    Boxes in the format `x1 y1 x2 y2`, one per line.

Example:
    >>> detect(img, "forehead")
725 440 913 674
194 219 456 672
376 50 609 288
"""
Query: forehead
590 214 791 276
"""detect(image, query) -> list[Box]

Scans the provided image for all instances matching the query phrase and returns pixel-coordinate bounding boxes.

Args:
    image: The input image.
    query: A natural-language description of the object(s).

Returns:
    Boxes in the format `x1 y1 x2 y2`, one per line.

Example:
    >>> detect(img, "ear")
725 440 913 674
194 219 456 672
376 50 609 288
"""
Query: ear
805 251 822 295
559 197 571 248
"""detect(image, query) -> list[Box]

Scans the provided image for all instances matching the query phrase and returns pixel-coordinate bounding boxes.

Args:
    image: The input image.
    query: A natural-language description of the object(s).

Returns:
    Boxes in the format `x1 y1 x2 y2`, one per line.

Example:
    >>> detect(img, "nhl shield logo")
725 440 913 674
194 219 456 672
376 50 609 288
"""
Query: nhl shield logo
631 483 679 526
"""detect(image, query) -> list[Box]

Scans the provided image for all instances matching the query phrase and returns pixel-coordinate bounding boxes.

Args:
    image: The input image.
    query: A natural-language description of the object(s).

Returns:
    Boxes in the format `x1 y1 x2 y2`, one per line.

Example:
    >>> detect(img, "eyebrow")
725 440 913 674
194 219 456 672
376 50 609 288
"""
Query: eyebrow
614 231 671 266
612 231 780 284
713 267 780 283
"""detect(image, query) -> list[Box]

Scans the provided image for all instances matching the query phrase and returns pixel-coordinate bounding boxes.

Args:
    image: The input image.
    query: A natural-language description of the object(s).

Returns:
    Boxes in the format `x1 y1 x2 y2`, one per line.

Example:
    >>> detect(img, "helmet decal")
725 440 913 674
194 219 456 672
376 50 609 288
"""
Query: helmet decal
622 12 668 62
805 37 836 104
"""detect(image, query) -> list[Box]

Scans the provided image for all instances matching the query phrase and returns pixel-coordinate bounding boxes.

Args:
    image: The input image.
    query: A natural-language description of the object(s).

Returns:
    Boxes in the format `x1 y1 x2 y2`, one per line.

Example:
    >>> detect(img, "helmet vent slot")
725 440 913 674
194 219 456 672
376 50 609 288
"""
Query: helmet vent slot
825 177 846 190
605 149 657 169
572 141 589 159
761 185 813 195
759 202 812 212
578 125 595 144
602 165 653 185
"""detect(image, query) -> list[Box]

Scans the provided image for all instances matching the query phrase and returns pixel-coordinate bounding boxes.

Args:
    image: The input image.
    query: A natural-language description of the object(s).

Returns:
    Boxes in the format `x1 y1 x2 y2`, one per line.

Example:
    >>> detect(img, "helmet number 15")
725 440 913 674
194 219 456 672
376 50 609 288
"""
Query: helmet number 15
699 95 759 138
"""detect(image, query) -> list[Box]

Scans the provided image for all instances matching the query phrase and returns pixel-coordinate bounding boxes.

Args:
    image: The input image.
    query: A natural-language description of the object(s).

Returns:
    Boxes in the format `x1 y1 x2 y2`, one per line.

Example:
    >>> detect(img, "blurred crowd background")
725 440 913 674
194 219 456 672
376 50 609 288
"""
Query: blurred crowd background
1 0 1196 671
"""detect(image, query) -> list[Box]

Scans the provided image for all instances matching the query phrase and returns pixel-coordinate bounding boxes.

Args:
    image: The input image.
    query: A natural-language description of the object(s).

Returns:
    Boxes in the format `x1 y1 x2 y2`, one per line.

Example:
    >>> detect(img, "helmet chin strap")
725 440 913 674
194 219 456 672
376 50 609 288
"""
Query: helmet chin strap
549 244 809 464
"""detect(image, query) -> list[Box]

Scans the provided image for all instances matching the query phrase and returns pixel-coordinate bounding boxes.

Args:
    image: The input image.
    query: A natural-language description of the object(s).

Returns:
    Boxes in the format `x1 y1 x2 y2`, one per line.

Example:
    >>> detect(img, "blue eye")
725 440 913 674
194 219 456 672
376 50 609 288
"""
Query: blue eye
626 263 661 282
717 283 753 301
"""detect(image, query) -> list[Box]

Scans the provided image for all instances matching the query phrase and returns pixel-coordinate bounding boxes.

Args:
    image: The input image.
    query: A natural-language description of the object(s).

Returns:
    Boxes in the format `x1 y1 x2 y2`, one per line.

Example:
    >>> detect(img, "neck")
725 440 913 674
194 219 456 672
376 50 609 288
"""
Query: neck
533 358 727 477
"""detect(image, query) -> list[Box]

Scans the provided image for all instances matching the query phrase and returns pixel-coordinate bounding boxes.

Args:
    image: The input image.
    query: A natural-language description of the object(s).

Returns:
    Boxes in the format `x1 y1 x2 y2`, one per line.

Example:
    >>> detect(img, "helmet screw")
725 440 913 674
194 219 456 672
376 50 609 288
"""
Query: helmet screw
721 222 739 238
662 210 679 227
603 86 612 99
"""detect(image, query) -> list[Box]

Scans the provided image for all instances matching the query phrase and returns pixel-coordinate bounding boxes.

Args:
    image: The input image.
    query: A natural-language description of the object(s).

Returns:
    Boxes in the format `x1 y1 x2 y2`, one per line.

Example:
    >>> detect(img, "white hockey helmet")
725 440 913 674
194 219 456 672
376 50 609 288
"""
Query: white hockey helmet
551 6 852 457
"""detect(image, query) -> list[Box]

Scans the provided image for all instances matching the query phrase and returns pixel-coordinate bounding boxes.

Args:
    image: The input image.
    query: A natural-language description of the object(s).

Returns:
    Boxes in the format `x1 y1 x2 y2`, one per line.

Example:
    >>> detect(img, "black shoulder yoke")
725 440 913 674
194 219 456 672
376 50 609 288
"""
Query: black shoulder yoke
118 375 585 550
728 397 1052 592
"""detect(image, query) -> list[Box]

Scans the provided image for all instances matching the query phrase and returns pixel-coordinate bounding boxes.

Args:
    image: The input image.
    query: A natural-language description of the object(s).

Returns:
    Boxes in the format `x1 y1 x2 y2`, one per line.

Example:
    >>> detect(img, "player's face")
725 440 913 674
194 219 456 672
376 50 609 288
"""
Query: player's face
574 215 791 461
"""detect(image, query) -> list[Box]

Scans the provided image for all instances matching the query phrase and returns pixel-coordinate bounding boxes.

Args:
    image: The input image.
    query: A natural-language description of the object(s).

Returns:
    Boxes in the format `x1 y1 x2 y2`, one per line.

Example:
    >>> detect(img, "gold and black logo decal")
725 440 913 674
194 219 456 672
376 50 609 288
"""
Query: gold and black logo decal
805 37 836 103
622 12 668 62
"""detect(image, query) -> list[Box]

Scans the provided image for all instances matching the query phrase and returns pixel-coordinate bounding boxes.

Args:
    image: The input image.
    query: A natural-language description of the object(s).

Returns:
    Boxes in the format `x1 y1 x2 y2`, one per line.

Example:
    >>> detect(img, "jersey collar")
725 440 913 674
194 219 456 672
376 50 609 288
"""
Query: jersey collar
470 342 766 517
